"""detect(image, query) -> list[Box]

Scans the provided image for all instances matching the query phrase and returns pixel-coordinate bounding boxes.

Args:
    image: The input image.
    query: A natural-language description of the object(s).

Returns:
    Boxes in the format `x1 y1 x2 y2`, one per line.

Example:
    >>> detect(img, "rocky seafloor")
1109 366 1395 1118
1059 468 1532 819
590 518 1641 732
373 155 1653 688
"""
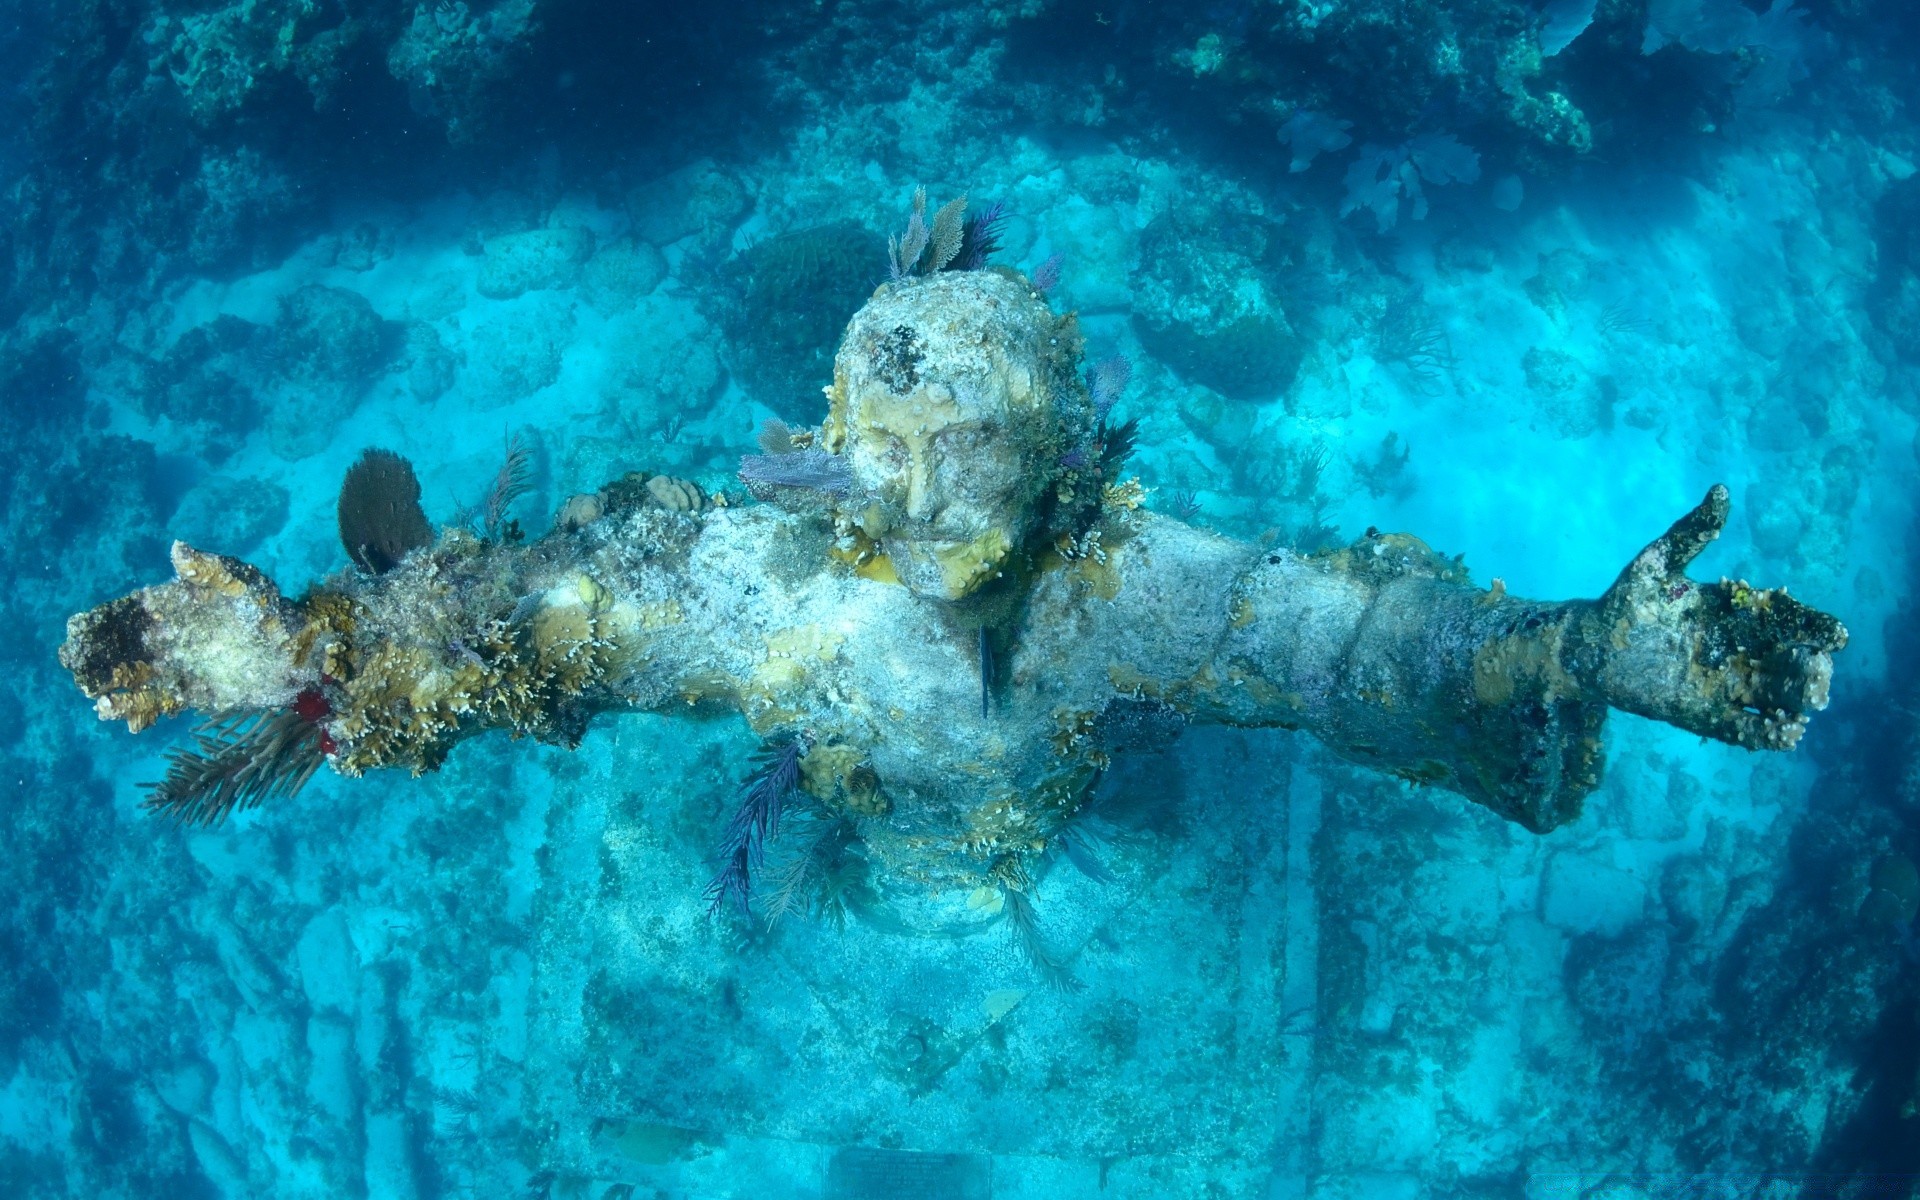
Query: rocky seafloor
2 0 1919 1197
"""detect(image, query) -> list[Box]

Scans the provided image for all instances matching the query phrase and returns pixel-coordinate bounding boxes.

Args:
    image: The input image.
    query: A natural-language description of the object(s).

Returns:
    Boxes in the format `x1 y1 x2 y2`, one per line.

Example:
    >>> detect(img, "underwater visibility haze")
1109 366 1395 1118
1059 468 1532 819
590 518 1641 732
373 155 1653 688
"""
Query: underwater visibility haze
3 0 1920 1196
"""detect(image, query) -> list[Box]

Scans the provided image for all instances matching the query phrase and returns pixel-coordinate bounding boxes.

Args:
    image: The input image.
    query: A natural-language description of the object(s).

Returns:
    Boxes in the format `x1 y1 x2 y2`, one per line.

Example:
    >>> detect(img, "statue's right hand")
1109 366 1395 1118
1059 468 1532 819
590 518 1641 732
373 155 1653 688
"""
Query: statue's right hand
1587 485 1846 750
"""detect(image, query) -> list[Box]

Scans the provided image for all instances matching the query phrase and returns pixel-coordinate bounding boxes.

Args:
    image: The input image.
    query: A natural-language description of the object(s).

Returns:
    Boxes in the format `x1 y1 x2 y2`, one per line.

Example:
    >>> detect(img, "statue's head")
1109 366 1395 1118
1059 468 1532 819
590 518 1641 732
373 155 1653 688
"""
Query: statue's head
823 270 1095 601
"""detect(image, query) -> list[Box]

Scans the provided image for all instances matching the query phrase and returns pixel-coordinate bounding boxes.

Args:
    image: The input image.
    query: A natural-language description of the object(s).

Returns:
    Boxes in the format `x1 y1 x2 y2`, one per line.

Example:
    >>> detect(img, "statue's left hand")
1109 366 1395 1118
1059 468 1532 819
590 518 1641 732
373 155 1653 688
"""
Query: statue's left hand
1579 485 1847 750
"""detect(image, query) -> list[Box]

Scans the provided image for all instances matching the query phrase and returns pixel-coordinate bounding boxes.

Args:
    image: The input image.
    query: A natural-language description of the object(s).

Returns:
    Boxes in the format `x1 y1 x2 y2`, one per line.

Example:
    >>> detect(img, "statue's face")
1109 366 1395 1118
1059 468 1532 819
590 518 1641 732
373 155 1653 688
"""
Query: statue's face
827 270 1086 602
845 378 1044 601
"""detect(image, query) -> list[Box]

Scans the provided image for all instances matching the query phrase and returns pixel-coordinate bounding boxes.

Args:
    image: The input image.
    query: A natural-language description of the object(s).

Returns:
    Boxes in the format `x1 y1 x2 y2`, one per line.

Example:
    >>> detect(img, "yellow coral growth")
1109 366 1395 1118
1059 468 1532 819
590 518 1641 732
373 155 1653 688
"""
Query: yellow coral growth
752 625 846 697
960 768 1094 858
800 742 890 817
327 586 640 775
93 662 182 734
170 543 256 599
292 591 360 680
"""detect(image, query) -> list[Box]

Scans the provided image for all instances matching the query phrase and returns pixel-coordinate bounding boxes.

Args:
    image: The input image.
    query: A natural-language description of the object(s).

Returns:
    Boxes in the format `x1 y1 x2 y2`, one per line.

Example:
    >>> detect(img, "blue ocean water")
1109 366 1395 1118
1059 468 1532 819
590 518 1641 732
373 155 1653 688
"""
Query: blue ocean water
1 1 1917 1197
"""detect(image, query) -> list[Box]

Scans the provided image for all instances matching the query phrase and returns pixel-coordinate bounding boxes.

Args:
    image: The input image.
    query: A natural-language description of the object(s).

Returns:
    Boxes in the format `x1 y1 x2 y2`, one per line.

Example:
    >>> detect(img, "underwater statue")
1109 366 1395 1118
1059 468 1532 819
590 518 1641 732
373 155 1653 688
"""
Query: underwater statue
60 266 1846 905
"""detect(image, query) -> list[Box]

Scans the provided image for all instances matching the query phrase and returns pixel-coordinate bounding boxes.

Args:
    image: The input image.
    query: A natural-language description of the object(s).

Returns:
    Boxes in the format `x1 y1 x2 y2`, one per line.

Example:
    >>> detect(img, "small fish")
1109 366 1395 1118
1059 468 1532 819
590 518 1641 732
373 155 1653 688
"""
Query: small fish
979 626 991 719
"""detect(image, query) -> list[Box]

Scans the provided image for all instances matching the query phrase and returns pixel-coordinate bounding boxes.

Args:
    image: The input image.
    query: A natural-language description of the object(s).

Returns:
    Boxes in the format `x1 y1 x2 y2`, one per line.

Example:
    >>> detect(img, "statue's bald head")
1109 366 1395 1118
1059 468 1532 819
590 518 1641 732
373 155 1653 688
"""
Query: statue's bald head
824 270 1094 601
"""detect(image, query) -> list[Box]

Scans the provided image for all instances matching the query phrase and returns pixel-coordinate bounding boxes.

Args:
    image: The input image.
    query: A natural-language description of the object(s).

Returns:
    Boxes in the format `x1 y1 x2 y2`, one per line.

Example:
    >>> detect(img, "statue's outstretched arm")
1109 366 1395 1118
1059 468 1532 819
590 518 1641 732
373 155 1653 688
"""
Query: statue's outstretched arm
1201 486 1845 832
59 507 730 822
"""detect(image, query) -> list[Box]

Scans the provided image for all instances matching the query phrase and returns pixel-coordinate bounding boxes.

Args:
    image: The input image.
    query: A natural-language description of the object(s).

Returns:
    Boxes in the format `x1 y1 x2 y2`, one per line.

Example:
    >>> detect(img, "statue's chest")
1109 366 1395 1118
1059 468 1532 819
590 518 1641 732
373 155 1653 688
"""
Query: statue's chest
748 609 1085 787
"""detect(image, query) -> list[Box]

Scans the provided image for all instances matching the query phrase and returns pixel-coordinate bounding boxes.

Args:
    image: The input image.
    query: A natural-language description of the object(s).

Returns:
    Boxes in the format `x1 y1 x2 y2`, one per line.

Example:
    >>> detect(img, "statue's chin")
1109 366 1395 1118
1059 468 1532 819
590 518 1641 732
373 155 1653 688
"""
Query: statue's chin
886 529 1014 602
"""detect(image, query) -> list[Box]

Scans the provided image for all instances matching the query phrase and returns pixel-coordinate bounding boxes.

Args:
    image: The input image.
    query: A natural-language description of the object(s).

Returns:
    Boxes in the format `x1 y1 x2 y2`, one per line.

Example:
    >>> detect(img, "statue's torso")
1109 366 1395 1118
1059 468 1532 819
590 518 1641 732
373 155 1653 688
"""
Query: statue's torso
652 506 1253 886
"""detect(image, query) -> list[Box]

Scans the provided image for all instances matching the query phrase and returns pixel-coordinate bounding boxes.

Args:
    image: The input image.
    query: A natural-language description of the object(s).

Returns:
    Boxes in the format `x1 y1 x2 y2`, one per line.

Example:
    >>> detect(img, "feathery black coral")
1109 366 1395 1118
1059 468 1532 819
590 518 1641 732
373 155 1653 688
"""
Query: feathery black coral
144 708 328 826
1003 887 1083 993
705 738 806 916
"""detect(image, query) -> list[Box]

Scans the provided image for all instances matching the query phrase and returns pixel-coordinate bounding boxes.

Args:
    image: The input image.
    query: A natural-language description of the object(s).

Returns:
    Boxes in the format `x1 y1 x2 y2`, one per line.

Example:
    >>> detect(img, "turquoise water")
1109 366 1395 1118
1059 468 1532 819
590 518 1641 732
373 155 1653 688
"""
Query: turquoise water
2 1 1918 1196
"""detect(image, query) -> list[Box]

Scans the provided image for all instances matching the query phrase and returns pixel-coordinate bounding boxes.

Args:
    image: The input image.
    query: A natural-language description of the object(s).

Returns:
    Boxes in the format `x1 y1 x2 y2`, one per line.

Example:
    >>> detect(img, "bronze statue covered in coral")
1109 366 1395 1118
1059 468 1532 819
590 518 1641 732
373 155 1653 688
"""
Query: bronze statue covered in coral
59 267 1846 908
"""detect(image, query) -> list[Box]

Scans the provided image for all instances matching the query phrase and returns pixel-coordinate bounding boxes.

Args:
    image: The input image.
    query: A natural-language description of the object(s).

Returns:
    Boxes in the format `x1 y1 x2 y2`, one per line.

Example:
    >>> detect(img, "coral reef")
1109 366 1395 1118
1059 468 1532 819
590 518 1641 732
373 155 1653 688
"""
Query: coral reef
386 0 539 144
477 226 597 300
1130 207 1308 402
713 222 887 419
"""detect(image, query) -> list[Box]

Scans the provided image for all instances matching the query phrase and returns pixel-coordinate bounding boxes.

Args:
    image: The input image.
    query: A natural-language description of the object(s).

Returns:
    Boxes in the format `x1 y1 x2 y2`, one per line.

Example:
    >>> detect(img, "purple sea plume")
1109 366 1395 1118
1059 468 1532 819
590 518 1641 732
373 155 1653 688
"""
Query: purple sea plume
1088 354 1132 419
706 738 806 916
738 447 856 496
1031 253 1064 292
958 201 1008 269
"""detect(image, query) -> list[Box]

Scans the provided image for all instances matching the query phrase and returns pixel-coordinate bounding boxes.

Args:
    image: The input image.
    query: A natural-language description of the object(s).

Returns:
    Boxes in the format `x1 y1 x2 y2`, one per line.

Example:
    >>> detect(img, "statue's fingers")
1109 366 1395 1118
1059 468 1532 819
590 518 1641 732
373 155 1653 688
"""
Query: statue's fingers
1607 485 1731 602
1748 644 1836 716
1769 594 1849 654
1645 484 1730 576
1717 705 1811 751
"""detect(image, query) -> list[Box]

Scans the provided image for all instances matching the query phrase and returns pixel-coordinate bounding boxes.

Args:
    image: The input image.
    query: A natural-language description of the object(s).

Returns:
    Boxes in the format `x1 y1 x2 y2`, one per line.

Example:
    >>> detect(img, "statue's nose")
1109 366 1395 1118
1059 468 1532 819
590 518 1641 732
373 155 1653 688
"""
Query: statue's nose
905 445 937 521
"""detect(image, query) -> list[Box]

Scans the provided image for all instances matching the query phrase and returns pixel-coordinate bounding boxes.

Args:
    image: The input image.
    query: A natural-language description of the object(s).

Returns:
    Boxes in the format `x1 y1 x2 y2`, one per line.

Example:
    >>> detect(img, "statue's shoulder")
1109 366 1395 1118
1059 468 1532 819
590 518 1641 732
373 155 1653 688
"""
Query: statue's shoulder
1034 510 1257 609
674 503 855 596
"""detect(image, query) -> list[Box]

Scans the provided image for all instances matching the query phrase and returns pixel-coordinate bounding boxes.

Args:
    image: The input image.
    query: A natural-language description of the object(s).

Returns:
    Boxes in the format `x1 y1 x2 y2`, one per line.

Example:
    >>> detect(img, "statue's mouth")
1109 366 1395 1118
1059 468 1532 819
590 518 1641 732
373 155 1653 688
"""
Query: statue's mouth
886 527 1016 600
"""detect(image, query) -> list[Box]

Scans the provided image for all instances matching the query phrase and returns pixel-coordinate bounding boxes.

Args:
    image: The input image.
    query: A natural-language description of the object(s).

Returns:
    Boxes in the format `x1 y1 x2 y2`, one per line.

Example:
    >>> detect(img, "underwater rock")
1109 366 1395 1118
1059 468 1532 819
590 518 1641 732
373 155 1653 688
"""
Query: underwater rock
157 0 371 126
142 314 265 462
603 296 724 427
1521 248 1592 320
183 146 314 275
1176 387 1258 454
329 221 395 272
1521 345 1611 438
626 160 752 245
159 289 398 462
402 323 461 404
295 910 358 1015
263 282 397 460
272 284 394 384
716 221 887 419
1131 210 1305 401
580 237 667 314
171 476 290 558
1662 852 1731 940
477 227 598 300
1566 925 1671 1057
465 298 574 409
386 0 539 143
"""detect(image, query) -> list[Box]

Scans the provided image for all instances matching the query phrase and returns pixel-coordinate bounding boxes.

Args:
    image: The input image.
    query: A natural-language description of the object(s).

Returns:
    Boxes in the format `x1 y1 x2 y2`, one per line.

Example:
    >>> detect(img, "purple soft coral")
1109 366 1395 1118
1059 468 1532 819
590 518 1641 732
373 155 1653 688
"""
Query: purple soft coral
738 448 856 496
1088 354 1132 419
957 201 1008 270
1031 253 1064 293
